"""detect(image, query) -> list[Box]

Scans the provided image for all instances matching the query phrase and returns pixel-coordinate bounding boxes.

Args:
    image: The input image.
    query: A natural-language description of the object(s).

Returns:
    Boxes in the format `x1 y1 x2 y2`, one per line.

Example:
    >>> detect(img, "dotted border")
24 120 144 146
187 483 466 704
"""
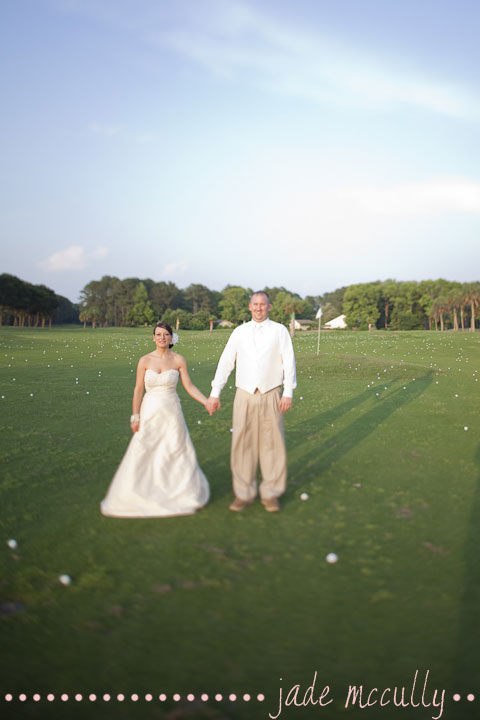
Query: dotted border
3 692 266 703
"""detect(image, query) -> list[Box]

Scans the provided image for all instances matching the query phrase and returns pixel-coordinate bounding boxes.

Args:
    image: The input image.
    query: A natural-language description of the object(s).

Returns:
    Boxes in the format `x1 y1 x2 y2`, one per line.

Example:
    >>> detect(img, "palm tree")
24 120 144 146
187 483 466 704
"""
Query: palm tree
459 295 466 331
431 297 450 331
79 309 89 328
463 283 480 332
446 284 462 331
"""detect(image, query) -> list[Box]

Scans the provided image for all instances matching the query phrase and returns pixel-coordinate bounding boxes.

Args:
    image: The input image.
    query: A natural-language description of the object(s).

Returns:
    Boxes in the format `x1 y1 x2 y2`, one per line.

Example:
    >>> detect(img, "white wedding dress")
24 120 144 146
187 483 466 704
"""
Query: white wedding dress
100 369 209 517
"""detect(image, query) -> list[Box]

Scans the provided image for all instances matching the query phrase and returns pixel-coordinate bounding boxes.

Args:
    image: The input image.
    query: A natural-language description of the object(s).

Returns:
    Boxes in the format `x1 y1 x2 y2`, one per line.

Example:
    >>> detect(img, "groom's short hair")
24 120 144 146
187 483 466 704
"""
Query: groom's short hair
250 290 270 304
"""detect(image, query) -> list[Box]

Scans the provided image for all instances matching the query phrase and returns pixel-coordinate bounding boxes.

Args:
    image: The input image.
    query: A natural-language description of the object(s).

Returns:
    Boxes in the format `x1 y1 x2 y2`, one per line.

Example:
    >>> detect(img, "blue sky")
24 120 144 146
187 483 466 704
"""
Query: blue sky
1 0 479 302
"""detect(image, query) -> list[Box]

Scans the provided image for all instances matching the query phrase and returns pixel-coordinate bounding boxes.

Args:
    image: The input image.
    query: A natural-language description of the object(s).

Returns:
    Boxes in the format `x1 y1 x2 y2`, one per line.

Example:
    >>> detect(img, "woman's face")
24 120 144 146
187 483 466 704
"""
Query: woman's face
153 327 172 349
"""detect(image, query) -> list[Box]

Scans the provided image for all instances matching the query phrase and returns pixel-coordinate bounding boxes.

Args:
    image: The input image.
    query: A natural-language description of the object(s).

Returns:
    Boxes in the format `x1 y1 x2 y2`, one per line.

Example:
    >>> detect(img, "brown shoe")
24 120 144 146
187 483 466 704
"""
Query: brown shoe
229 498 253 512
261 497 280 512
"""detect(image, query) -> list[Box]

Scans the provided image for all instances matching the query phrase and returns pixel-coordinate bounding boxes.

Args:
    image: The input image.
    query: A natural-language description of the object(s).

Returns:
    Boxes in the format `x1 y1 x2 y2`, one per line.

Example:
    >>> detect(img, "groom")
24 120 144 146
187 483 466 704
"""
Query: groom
206 291 296 512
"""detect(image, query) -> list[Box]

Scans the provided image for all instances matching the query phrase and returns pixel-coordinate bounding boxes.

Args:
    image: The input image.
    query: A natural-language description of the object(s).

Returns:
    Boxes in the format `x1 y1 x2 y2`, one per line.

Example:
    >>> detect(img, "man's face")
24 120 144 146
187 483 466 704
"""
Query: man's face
249 293 271 323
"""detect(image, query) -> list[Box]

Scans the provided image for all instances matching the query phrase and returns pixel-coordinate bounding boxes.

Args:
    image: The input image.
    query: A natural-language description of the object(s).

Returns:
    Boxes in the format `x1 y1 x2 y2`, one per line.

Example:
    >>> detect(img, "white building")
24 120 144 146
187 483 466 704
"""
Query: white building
324 314 347 329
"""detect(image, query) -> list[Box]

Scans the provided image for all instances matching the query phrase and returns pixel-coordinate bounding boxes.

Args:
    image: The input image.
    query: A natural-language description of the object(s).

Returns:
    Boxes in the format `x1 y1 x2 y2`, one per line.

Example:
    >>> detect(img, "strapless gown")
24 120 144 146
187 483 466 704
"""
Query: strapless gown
100 369 210 517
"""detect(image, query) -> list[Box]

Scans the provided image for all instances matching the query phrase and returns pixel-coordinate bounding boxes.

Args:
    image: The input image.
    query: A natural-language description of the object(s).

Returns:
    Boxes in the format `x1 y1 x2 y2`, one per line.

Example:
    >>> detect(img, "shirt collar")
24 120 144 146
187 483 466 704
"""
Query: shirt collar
251 318 271 329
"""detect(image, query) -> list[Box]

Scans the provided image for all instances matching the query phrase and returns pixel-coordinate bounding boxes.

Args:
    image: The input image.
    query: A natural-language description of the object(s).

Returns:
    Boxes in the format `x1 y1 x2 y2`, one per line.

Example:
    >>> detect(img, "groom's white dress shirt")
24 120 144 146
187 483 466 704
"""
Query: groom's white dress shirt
210 318 297 398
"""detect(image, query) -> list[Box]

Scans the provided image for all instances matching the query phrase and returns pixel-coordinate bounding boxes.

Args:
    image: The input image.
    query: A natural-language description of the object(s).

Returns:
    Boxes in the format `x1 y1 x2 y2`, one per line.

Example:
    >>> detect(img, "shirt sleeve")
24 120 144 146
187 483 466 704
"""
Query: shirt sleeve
210 330 238 398
279 326 297 397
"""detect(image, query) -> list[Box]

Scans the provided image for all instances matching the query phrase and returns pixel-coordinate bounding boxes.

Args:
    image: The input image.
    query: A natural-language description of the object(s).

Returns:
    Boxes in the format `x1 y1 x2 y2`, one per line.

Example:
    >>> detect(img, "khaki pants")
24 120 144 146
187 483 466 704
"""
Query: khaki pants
231 387 287 501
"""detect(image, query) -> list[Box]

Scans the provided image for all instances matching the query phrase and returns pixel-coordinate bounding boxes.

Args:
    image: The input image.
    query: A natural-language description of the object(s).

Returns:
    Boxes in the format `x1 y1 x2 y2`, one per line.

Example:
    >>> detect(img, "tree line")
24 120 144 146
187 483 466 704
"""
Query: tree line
0 274 78 327
1 273 479 331
77 276 480 332
78 277 314 329
324 279 480 331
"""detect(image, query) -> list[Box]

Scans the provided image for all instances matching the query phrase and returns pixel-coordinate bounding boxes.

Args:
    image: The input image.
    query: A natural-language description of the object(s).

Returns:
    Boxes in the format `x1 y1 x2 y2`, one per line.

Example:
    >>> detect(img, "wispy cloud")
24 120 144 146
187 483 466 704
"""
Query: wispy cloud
133 132 159 145
40 245 86 271
39 245 109 272
339 179 480 216
91 245 109 259
56 0 478 118
161 260 188 279
88 122 122 137
235 175 480 262
152 0 477 117
87 123 159 144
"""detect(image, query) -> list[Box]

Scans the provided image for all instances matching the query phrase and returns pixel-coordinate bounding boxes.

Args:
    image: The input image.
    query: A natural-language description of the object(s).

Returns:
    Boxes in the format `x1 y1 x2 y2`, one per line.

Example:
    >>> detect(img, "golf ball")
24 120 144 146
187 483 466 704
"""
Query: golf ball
7 539 17 549
300 493 309 501
59 574 72 585
326 553 338 564
464 426 469 431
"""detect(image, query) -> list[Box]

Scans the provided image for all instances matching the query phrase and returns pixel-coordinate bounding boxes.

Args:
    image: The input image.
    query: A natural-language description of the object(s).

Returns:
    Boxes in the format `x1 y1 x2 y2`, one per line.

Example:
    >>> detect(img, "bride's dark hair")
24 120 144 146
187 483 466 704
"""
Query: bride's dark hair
154 322 174 348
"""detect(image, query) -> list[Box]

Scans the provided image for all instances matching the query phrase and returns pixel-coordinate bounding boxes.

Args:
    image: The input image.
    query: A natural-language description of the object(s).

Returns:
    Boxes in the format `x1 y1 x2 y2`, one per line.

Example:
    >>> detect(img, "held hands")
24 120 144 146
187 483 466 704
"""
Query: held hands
205 397 221 416
279 396 293 414
205 396 290 415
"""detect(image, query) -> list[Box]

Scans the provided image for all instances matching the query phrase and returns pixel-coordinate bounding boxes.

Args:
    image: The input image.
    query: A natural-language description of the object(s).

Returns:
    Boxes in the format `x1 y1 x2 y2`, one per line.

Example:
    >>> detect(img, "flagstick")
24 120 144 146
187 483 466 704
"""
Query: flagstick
315 306 322 356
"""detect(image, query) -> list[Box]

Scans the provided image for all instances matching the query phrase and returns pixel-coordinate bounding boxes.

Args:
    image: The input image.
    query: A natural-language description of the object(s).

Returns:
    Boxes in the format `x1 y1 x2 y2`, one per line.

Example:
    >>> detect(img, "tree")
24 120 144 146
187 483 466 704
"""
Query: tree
210 290 223 316
0 274 59 327
30 284 58 327
380 279 399 330
262 286 290 305
319 302 340 324
79 279 107 327
79 309 89 328
114 278 140 326
463 282 480 332
219 286 251 324
419 281 438 331
184 283 214 314
388 281 423 330
303 295 320 319
270 291 308 330
0 274 26 325
319 286 348 313
431 296 450 331
52 295 79 324
161 308 194 330
189 310 214 330
150 281 182 317
446 282 463 331
343 283 381 330
126 283 155 326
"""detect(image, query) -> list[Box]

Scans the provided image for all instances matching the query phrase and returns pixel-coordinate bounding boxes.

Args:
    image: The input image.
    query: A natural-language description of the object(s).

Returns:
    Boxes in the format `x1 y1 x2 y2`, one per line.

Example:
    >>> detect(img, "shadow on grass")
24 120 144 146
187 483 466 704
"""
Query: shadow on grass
286 372 433 498
198 374 434 505
452 442 480 709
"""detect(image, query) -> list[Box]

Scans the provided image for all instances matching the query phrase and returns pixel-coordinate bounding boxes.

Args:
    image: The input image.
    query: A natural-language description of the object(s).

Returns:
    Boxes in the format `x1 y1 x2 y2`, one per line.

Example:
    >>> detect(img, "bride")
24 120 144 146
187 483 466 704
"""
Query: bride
100 322 210 517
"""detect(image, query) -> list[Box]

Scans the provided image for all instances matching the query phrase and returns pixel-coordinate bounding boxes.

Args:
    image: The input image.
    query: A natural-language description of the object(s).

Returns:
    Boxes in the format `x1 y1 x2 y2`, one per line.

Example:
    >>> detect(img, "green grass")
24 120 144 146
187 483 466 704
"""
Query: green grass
1 326 479 720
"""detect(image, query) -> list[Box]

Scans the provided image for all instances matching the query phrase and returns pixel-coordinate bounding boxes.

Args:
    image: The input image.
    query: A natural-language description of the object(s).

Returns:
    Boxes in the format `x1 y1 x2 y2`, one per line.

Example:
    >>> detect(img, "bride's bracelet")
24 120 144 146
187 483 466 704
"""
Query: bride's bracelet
130 413 140 423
